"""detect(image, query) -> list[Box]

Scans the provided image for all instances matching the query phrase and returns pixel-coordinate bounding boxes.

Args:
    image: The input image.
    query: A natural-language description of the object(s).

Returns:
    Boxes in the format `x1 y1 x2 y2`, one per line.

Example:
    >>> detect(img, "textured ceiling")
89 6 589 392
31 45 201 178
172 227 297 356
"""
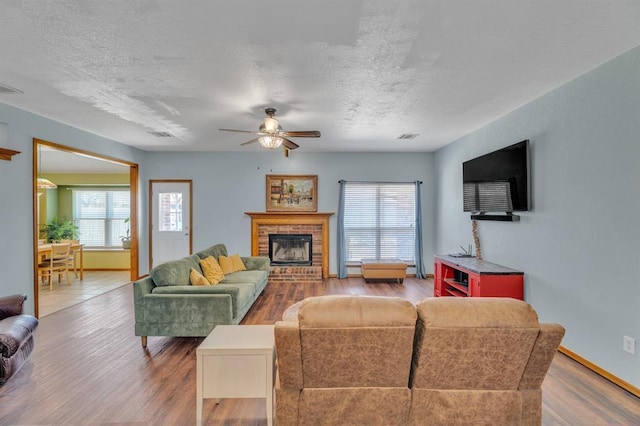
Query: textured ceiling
2 0 640 154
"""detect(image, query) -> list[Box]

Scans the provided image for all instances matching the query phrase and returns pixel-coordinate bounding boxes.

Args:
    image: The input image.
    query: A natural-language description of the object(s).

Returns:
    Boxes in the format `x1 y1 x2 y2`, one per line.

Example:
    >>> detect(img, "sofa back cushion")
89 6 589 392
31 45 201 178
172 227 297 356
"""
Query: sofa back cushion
195 244 228 261
150 254 202 287
411 297 540 390
296 295 417 388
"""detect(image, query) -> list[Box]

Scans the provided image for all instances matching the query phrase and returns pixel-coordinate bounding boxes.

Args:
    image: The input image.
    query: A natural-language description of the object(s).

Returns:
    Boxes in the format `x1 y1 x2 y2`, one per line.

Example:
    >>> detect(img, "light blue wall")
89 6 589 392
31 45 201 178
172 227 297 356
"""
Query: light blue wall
435 45 640 387
0 103 146 313
143 151 435 275
0 98 436 314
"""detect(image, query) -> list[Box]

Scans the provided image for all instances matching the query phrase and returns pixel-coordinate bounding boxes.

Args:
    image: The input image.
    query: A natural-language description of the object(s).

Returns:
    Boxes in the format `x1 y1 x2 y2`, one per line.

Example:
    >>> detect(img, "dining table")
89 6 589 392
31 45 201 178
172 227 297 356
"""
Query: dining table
37 243 85 280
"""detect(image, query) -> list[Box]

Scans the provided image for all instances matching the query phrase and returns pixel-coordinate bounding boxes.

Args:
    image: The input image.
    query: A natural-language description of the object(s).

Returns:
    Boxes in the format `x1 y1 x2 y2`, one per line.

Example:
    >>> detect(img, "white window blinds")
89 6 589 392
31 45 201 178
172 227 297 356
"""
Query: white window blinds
72 189 130 247
342 182 416 263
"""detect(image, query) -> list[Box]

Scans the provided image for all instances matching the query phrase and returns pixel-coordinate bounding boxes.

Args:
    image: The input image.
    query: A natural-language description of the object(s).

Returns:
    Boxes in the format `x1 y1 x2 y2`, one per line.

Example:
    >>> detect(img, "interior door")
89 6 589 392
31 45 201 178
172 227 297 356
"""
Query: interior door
150 181 192 268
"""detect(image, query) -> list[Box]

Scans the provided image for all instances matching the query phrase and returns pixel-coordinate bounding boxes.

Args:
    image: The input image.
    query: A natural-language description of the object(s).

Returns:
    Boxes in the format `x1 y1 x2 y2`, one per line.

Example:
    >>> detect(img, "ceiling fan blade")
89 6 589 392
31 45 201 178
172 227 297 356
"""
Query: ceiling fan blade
240 138 261 146
219 128 257 134
281 138 299 150
279 130 321 138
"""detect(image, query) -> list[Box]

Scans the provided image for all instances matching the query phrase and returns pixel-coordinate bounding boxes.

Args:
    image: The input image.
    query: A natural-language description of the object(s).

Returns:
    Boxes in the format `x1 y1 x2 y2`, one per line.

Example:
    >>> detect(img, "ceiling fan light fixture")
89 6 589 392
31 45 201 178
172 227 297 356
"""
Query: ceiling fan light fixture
263 117 279 132
220 106 319 151
37 177 57 189
258 136 283 149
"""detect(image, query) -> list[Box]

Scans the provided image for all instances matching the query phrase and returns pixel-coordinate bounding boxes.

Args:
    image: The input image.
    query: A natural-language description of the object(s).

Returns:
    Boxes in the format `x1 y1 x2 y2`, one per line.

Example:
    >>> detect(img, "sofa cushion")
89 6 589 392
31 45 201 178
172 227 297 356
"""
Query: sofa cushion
218 255 234 275
200 256 224 284
151 283 254 319
222 283 256 319
195 244 228 261
218 254 247 274
416 297 539 328
230 254 247 271
221 270 268 290
298 295 417 328
150 254 201 287
152 285 232 295
190 268 210 286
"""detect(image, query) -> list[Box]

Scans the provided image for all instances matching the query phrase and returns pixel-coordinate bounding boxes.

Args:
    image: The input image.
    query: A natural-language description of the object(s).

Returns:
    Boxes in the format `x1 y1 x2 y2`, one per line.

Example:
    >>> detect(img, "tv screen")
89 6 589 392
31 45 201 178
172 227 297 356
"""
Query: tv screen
463 140 530 212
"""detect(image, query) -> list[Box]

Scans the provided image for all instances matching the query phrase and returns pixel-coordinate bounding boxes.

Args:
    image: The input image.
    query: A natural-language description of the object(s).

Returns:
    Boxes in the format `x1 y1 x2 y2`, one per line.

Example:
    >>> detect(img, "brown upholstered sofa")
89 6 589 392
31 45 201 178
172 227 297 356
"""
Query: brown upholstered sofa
276 295 417 424
275 295 565 425
0 294 38 385
411 297 565 425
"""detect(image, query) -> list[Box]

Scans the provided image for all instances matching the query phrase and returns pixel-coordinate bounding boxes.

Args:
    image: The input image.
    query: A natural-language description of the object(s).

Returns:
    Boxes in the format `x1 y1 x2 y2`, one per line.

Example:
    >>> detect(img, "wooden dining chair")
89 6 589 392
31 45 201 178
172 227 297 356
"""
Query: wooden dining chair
38 243 72 290
59 239 80 278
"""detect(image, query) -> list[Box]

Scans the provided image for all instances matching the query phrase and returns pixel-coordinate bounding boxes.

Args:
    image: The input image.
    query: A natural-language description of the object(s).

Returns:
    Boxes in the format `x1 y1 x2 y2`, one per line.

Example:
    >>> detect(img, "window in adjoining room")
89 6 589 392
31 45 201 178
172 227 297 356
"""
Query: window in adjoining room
72 189 130 248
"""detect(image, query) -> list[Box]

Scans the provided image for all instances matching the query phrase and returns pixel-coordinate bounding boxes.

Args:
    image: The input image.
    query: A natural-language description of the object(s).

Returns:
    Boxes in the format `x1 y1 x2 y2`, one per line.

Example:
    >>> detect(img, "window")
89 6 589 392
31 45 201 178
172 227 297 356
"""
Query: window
72 189 130 248
342 182 416 263
158 192 183 231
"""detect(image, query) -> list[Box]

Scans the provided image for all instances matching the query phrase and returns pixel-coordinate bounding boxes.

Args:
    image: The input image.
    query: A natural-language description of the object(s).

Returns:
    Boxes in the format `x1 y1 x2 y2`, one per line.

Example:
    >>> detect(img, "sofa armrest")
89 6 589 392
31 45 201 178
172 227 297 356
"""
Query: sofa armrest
133 277 156 322
0 294 26 320
241 256 270 272
519 323 566 389
0 314 38 357
133 276 155 295
275 321 303 389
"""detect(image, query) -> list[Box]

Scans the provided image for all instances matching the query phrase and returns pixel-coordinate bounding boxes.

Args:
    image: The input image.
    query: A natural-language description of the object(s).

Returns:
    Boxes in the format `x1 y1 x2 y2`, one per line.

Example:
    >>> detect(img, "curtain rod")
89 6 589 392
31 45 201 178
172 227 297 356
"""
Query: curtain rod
338 180 422 184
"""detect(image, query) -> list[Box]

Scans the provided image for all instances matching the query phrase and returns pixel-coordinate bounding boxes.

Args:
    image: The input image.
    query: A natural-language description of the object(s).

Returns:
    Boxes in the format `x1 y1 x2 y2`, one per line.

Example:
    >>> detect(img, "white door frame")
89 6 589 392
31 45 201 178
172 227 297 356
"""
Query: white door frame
149 180 193 269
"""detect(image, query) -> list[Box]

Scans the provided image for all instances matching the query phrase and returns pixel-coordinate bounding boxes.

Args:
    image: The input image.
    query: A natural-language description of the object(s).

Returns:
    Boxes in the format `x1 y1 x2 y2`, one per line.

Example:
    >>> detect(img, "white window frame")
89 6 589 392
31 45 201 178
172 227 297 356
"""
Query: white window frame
342 182 416 264
72 188 130 248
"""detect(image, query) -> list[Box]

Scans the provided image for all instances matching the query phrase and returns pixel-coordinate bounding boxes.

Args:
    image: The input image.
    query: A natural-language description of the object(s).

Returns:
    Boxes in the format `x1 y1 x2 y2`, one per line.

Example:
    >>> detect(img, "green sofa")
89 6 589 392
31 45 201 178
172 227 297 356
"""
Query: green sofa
133 243 270 347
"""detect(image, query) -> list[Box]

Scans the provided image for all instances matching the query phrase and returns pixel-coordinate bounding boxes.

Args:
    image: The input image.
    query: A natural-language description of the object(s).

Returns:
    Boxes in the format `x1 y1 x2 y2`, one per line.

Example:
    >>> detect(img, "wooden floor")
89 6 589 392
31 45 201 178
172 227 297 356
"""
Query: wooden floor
1 277 639 425
38 270 131 317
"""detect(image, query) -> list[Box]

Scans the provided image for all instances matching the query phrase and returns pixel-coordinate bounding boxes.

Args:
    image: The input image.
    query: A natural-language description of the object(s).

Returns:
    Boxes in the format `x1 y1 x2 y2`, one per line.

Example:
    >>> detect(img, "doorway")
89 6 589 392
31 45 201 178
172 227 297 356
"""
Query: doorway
149 180 192 269
33 138 139 317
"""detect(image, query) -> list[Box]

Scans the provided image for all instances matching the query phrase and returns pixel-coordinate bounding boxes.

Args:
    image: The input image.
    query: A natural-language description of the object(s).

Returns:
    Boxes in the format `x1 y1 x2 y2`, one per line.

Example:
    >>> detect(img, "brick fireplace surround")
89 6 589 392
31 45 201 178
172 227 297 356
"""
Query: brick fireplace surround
245 212 334 284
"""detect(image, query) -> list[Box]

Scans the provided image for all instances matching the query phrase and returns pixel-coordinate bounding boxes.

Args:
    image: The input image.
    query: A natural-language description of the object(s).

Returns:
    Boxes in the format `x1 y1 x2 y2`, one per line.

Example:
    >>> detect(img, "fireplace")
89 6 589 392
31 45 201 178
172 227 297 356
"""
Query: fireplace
269 234 312 266
246 212 333 282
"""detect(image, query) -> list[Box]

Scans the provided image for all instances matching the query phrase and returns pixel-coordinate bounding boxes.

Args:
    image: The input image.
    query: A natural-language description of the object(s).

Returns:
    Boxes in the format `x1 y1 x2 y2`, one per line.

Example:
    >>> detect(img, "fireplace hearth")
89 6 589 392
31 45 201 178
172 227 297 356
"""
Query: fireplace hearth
269 234 312 266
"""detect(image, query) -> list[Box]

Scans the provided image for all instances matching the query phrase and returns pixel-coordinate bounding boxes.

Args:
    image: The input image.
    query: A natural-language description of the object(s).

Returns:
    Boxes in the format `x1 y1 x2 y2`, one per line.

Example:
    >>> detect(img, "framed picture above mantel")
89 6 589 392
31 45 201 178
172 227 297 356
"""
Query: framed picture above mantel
266 174 317 212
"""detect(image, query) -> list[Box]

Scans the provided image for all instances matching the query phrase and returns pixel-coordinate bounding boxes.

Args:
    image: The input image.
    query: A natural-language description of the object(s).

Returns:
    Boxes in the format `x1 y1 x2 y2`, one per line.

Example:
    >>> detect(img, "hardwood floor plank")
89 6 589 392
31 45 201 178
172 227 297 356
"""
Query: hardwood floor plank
1 277 638 425
38 270 130 317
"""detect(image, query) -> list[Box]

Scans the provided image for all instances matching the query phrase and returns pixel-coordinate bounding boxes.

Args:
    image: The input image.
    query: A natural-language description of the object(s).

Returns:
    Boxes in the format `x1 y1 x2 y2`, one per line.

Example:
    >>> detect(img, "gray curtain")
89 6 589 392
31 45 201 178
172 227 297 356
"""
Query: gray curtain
414 181 426 279
337 180 347 278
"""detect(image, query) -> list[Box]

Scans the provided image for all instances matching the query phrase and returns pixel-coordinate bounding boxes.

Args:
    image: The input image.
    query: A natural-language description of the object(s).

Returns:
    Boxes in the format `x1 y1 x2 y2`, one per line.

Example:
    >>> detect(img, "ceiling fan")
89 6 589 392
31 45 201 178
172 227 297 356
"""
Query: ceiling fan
219 107 321 155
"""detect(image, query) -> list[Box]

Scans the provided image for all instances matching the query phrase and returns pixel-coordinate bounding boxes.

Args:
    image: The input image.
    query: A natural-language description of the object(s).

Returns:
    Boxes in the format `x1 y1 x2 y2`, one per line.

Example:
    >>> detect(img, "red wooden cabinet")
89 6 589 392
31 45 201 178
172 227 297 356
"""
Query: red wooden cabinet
434 255 524 300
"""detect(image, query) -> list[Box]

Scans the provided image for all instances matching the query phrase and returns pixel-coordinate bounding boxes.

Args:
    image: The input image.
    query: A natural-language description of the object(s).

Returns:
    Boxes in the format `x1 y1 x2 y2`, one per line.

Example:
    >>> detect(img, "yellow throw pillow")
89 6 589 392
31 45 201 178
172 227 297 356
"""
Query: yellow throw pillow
219 254 247 274
200 256 224 285
230 253 247 272
218 255 234 275
190 268 210 286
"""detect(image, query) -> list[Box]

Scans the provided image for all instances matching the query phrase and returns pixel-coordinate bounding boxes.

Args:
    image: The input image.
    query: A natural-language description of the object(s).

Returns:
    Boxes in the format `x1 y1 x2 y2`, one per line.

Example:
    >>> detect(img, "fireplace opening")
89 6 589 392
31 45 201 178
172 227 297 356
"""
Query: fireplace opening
269 234 312 266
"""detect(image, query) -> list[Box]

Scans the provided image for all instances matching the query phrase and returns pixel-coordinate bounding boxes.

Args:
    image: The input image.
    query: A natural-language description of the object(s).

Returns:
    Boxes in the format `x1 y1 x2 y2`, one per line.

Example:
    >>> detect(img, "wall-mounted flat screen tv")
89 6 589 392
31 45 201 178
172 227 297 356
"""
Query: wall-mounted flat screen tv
463 140 530 212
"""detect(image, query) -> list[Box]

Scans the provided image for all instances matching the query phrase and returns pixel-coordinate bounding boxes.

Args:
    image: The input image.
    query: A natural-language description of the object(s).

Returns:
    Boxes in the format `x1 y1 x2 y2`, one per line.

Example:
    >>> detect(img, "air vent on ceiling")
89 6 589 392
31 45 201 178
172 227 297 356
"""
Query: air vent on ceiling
397 133 419 140
148 131 173 137
0 83 23 94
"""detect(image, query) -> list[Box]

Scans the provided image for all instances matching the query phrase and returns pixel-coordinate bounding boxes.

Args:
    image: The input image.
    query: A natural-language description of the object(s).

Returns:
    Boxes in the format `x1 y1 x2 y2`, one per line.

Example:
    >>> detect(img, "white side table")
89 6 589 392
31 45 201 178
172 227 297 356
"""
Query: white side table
196 324 275 426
